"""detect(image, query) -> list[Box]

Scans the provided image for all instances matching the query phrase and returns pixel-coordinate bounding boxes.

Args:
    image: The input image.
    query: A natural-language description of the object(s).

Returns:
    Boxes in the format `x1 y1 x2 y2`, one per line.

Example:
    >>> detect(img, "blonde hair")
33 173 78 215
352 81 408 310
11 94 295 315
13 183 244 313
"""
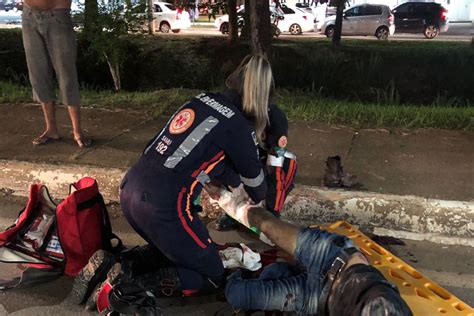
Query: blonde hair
226 55 274 144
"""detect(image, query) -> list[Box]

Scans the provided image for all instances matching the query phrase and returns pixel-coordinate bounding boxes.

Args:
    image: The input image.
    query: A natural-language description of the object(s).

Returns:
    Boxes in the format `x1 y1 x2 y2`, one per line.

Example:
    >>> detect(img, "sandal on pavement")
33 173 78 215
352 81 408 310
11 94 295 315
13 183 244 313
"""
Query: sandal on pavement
32 135 62 146
74 137 92 149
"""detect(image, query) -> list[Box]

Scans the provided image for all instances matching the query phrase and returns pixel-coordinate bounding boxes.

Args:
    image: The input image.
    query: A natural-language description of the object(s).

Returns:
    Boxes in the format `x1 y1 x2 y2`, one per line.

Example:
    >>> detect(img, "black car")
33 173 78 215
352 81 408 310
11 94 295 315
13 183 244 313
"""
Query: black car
392 2 449 39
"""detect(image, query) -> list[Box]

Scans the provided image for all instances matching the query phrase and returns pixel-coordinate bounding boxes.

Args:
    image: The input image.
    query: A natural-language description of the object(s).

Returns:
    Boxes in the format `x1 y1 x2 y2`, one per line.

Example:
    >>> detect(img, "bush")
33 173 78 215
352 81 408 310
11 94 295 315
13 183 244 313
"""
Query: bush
1 29 473 105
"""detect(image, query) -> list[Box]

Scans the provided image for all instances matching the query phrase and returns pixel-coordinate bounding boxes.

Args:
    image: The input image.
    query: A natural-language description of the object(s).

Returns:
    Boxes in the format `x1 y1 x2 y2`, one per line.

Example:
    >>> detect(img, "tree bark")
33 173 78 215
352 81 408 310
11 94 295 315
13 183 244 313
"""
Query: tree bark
249 0 271 56
240 0 251 38
105 53 121 92
332 0 344 47
227 0 238 44
147 0 155 34
84 0 98 36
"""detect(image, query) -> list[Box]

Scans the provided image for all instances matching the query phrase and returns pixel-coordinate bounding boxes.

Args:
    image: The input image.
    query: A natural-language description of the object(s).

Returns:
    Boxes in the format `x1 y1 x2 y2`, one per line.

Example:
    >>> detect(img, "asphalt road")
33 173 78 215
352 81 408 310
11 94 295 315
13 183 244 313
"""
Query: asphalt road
0 191 472 315
182 22 473 42
0 9 472 41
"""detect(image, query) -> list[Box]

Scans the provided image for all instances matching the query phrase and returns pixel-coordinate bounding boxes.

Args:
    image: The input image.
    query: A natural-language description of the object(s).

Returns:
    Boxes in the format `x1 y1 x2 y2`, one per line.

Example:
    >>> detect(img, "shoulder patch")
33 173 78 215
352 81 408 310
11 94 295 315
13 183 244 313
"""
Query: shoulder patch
278 136 288 148
169 109 195 134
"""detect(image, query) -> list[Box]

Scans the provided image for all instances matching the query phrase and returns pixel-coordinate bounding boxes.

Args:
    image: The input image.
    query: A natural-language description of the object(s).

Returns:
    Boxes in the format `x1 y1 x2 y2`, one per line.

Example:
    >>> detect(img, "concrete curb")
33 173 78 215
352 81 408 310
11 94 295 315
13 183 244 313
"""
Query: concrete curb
1 159 473 245
282 186 474 246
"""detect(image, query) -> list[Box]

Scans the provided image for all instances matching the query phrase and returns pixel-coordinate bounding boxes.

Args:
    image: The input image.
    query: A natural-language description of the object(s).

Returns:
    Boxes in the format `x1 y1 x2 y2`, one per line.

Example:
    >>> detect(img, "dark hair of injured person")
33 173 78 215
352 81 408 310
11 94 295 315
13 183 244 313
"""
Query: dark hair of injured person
328 264 413 316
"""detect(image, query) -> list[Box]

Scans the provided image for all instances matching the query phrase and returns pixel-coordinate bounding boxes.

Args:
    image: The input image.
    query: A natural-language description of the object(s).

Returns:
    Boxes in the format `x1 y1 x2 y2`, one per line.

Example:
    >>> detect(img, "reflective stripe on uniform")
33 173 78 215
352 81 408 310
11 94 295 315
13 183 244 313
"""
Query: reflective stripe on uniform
240 169 265 188
164 116 220 169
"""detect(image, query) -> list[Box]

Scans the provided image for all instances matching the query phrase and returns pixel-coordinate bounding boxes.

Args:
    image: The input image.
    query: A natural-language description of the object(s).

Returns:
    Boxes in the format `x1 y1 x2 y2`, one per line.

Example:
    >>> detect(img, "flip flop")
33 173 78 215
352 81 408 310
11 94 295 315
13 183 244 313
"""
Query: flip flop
74 137 92 149
32 135 62 146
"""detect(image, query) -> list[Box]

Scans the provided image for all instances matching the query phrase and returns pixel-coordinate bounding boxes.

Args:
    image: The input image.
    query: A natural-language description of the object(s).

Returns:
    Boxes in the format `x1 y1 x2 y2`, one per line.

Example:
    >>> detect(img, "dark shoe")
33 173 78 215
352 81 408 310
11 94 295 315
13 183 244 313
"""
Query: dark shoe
134 267 182 297
85 262 123 311
69 250 115 305
120 244 173 278
108 267 182 315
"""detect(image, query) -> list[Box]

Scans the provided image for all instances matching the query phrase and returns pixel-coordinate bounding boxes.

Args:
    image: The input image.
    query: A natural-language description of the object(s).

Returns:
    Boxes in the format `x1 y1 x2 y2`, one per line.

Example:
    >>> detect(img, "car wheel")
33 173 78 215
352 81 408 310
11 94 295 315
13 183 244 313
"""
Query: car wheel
220 22 229 35
325 25 335 38
375 26 389 40
423 25 439 39
172 29 180 33
289 23 302 35
160 22 171 33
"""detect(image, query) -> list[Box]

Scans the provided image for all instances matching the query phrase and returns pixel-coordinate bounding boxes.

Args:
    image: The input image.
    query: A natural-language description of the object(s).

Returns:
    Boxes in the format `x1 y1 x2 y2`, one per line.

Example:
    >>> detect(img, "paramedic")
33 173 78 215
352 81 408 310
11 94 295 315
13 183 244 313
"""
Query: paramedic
118 55 273 294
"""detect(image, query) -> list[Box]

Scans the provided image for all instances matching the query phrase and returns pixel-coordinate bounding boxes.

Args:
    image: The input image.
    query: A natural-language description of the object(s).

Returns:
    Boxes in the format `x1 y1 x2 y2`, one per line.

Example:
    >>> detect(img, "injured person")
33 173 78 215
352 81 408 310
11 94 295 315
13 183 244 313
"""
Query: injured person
207 183 413 316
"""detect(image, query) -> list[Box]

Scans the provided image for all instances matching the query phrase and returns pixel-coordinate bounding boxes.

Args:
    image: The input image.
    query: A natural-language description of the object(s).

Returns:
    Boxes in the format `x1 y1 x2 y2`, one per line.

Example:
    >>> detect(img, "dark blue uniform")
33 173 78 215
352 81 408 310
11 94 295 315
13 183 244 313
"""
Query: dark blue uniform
120 92 266 290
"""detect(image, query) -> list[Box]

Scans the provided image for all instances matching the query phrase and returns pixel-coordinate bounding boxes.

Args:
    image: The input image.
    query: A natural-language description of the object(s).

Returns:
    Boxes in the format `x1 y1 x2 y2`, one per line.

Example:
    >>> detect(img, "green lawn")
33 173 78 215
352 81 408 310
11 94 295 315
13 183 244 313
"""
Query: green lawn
2 81 471 130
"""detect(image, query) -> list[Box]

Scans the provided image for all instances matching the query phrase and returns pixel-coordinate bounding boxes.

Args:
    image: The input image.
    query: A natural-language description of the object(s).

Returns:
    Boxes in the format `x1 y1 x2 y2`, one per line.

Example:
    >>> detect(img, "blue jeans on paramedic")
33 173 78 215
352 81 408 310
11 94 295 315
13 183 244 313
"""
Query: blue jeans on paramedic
225 227 355 314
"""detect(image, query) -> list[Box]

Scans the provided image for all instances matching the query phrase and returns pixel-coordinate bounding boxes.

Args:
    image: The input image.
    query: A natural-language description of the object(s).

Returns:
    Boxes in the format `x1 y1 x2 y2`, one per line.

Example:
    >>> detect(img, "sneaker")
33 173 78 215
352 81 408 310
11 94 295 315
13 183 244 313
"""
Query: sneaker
85 262 123 311
215 213 238 231
69 250 115 305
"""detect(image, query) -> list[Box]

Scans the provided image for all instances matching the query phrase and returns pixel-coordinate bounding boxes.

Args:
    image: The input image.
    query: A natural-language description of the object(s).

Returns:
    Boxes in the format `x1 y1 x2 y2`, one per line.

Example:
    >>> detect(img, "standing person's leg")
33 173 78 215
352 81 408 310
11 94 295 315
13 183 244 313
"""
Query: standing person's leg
46 9 90 148
21 8 61 145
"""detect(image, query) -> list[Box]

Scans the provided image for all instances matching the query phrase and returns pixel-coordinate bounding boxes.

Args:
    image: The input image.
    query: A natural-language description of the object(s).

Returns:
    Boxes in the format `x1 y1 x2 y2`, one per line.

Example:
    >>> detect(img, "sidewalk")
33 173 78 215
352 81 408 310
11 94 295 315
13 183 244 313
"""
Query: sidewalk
0 103 473 242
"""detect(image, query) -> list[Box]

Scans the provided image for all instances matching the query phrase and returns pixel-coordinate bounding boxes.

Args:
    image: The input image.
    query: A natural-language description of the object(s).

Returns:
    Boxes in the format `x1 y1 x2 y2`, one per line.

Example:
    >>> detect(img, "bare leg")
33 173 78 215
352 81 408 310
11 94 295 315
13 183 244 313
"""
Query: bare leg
68 105 91 148
32 101 61 145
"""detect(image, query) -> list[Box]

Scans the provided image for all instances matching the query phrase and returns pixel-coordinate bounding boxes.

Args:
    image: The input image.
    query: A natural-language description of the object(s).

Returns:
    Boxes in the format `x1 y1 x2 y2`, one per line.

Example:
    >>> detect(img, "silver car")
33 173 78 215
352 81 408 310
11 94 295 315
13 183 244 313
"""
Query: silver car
318 4 395 40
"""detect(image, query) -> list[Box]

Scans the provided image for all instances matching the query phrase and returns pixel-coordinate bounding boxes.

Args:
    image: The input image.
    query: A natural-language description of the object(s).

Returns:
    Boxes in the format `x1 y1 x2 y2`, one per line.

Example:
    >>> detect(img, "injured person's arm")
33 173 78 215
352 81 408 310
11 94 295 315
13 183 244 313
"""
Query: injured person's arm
205 182 299 255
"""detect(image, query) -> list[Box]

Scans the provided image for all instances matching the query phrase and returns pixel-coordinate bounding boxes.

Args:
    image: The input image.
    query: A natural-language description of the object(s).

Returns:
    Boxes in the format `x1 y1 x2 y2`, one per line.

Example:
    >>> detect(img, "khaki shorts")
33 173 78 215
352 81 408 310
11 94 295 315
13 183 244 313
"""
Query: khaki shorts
22 7 80 106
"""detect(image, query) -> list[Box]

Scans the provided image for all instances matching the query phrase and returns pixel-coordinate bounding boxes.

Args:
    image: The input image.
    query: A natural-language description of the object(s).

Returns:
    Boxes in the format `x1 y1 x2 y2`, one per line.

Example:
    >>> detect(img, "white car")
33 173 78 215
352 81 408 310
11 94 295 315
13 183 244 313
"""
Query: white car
319 4 395 40
153 1 191 33
275 4 314 35
214 4 313 35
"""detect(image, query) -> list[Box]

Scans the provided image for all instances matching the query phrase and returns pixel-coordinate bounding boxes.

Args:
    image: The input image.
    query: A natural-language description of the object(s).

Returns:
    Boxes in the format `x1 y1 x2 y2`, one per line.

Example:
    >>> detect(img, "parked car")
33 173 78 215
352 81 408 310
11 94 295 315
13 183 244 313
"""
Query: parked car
214 6 245 34
153 1 191 33
215 4 313 35
319 4 395 40
273 4 314 35
392 2 449 39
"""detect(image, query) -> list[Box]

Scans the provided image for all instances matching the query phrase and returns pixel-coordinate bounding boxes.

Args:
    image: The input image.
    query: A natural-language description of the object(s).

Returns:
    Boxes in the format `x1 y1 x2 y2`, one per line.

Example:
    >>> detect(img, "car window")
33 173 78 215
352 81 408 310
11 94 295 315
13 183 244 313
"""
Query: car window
165 4 176 11
394 3 413 14
281 6 295 14
363 5 382 16
345 6 361 17
154 4 162 13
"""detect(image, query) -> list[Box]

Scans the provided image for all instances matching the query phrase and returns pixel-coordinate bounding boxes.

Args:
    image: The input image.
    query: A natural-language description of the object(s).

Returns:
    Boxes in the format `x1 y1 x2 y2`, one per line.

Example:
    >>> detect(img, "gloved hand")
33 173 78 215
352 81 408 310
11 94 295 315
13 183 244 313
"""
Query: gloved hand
217 188 252 228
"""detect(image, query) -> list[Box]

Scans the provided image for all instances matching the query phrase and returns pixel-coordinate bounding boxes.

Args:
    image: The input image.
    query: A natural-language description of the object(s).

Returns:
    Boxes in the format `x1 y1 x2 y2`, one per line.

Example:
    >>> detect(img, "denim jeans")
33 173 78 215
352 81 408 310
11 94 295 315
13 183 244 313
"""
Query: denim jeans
225 227 355 314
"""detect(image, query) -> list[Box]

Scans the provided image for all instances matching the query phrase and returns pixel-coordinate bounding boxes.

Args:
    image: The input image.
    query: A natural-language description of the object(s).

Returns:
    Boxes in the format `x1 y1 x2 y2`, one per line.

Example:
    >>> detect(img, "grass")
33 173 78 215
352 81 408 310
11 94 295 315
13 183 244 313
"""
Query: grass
2 81 472 130
276 90 473 130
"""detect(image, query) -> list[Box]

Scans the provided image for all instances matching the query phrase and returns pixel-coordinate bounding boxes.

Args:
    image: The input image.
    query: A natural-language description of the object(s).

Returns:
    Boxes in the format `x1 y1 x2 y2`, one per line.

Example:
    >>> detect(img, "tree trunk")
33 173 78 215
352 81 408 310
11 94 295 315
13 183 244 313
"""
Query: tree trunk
84 0 98 36
147 0 155 34
249 0 271 56
105 53 121 92
240 0 251 38
332 0 344 47
227 0 238 44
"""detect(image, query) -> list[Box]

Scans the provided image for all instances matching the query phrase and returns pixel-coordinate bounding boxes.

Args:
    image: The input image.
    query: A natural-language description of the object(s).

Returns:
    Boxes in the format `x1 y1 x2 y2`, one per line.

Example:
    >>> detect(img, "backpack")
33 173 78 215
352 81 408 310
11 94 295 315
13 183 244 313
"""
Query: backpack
0 177 122 289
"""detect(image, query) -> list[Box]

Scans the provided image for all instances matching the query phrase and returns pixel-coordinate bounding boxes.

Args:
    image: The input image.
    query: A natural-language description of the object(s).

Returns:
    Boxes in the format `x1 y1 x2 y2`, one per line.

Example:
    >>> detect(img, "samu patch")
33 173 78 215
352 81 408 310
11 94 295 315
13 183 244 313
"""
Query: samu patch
169 109 195 134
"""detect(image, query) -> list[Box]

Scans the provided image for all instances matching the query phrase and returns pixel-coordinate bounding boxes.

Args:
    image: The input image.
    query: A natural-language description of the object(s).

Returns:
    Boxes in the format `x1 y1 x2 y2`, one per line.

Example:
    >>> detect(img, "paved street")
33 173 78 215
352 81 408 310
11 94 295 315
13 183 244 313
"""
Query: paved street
0 191 472 315
0 9 472 41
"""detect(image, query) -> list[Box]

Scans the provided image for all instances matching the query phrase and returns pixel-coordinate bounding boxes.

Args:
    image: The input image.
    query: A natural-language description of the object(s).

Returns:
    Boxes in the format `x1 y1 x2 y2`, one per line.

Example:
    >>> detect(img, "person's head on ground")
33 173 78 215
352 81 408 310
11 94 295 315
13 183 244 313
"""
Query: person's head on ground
226 54 275 144
330 263 413 316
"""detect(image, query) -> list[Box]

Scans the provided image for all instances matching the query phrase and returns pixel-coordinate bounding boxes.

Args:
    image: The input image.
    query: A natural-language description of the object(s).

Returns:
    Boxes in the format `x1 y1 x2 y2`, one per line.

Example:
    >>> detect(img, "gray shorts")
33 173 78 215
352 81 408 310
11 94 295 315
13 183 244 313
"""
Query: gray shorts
22 7 80 106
